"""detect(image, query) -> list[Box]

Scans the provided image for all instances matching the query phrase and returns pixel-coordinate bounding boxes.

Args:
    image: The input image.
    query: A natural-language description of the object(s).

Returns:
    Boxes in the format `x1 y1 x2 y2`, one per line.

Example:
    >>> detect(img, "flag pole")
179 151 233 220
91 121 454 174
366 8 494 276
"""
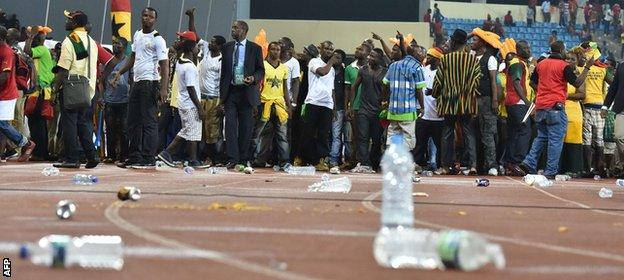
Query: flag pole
177 0 186 31
44 0 51 26
100 0 109 43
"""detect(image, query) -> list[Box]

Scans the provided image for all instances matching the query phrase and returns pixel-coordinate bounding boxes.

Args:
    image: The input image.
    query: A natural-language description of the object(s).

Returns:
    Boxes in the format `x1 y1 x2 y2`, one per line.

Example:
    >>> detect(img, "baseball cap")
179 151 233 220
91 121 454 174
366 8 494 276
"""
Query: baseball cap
176 31 197 42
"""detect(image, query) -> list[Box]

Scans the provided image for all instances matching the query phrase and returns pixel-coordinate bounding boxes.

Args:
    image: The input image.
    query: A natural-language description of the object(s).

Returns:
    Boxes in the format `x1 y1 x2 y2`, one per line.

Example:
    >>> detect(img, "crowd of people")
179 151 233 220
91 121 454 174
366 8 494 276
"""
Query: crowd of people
0 5 623 180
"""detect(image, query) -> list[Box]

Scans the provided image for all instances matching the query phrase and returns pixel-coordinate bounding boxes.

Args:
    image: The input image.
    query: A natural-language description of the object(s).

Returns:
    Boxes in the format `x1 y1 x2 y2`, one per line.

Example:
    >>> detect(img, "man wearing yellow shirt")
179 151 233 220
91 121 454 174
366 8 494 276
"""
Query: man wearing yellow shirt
252 42 290 169
582 48 612 176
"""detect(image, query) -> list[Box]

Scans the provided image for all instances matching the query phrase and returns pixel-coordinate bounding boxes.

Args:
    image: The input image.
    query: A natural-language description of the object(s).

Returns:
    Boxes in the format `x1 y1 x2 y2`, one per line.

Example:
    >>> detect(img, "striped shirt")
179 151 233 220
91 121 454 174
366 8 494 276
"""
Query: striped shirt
432 51 482 116
383 55 426 120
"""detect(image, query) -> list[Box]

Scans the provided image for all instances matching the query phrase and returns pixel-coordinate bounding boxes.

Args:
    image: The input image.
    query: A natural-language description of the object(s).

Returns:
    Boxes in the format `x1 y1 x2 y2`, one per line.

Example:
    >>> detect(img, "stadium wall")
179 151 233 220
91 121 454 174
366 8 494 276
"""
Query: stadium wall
247 19 432 55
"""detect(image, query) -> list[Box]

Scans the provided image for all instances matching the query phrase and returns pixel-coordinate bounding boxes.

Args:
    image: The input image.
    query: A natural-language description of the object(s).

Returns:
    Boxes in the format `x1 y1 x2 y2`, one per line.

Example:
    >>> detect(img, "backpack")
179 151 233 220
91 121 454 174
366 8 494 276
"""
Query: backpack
14 51 38 94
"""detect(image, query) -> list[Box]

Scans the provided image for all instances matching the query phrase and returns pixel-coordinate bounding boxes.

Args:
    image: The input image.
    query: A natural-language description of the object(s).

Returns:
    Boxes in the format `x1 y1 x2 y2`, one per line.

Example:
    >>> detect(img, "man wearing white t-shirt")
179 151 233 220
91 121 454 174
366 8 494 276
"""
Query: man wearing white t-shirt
471 28 500 176
302 41 340 171
112 7 169 168
279 37 301 107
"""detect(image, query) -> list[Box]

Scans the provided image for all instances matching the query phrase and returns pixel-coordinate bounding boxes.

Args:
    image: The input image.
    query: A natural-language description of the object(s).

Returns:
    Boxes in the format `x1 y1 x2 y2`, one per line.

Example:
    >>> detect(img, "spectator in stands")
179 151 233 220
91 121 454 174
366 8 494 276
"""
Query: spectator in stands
569 0 578 26
504 40 533 177
432 29 481 175
24 26 54 161
433 3 444 23
0 26 35 163
559 0 570 27
549 30 558 45
584 1 593 31
527 7 535 27
504 11 515 27
542 0 551 23
604 6 613 35
613 3 621 27
483 14 494 32
424 9 432 37
528 0 537 23
471 28 501 176
493 18 505 37
519 41 593 179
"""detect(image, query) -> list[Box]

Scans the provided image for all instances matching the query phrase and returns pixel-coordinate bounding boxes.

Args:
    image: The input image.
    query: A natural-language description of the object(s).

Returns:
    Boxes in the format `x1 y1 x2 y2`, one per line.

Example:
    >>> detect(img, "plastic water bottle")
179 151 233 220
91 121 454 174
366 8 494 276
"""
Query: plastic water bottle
599 187 613 198
373 228 441 269
379 135 414 227
594 175 602 181
286 166 316 176
20 235 124 270
555 175 571 181
56 200 76 219
436 230 506 271
42 167 60 176
155 161 167 170
617 179 624 188
307 177 352 193
421 171 433 177
207 167 228 174
72 174 98 185
183 166 194 174
523 174 552 187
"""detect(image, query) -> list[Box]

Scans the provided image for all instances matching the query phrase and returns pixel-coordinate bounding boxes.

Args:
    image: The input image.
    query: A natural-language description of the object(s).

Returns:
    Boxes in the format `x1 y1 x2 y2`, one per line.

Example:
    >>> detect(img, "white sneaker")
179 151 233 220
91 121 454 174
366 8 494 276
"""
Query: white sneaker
488 168 499 176
329 166 340 174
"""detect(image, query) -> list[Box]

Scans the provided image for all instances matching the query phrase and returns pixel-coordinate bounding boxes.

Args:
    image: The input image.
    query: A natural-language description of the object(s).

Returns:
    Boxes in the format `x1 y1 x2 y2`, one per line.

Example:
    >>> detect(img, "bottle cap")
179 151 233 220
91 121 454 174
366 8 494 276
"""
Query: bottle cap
19 244 29 259
390 135 404 145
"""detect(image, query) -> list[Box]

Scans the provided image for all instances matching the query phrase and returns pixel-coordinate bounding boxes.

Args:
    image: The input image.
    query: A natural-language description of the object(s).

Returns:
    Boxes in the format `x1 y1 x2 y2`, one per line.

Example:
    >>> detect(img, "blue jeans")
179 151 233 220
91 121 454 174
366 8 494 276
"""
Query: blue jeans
0 120 27 147
522 109 568 176
428 138 437 169
330 110 346 166
252 105 290 165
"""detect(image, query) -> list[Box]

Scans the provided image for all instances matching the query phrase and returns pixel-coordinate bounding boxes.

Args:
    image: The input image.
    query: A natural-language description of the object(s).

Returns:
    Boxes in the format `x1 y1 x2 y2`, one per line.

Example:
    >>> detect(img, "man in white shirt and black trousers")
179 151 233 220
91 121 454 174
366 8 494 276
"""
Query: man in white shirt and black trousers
112 7 169 169
218 20 264 169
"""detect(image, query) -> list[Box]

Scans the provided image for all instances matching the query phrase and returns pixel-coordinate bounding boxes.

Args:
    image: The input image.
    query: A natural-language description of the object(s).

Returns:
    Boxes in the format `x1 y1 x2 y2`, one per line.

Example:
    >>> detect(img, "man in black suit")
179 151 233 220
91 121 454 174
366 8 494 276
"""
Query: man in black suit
219 20 264 168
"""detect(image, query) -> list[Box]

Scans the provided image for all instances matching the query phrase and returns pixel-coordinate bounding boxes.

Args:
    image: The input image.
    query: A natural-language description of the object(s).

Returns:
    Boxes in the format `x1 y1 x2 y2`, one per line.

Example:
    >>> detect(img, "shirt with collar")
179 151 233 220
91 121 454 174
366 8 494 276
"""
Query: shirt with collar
233 39 247 69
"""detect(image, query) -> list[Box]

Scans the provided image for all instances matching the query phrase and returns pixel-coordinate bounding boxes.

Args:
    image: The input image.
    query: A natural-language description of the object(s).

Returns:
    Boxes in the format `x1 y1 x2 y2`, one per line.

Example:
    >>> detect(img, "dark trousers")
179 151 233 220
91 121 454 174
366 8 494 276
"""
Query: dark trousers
477 96 498 169
105 102 128 161
441 115 476 168
28 114 48 159
505 104 531 165
59 97 96 163
414 119 442 167
355 113 382 167
127 81 159 164
301 104 332 165
224 86 254 164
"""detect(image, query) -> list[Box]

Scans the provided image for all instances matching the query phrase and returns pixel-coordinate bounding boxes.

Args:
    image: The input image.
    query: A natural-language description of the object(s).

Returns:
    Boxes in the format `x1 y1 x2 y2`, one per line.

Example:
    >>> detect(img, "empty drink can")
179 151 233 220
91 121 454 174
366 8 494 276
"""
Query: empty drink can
475 179 490 187
56 200 76 219
117 186 141 201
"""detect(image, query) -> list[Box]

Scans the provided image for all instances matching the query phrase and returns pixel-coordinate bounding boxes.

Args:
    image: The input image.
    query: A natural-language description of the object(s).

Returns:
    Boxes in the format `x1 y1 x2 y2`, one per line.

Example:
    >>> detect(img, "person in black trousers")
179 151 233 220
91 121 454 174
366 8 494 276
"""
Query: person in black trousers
218 20 264 169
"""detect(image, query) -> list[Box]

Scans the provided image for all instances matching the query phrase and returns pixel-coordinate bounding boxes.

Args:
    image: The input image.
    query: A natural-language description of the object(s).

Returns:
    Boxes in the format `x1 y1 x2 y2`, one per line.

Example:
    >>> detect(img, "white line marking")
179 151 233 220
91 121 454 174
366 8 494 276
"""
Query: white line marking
508 266 624 275
159 225 376 237
362 191 624 263
104 177 320 280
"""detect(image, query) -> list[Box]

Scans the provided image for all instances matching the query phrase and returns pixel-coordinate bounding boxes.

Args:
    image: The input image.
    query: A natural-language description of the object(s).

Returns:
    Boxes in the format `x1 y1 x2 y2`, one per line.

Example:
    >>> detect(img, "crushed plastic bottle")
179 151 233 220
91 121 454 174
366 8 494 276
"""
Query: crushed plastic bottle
117 187 141 201
155 161 167 170
474 179 490 187
286 166 316 176
594 175 602 181
421 171 433 177
555 175 571 181
72 174 98 185
307 177 351 193
183 166 194 174
20 235 124 270
243 167 255 174
56 200 76 220
523 174 552 187
273 165 281 172
207 167 228 175
617 179 624 188
42 167 60 176
599 187 613 198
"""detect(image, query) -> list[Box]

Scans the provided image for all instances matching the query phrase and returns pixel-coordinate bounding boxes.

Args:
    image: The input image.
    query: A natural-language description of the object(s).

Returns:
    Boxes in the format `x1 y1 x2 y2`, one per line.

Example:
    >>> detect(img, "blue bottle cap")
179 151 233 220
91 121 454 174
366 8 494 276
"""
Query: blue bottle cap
19 244 29 259
390 134 404 145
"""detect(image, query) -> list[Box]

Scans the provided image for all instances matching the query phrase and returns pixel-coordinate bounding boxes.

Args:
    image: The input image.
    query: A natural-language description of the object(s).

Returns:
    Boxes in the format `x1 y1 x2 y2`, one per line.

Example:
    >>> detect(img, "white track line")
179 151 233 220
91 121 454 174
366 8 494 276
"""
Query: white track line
362 191 624 263
159 225 376 237
104 177 320 280
505 176 624 218
508 265 624 275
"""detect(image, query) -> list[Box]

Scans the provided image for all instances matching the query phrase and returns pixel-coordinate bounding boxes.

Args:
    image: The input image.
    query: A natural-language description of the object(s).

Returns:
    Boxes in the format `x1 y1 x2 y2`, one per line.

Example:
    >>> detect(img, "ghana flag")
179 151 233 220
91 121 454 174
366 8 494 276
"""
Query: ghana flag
111 0 131 42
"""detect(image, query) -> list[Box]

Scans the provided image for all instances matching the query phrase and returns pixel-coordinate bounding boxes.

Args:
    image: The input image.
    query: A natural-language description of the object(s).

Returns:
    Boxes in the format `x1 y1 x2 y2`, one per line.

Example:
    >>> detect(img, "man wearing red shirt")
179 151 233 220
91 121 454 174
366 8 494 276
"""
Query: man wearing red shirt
424 8 432 37
520 41 592 178
0 26 35 162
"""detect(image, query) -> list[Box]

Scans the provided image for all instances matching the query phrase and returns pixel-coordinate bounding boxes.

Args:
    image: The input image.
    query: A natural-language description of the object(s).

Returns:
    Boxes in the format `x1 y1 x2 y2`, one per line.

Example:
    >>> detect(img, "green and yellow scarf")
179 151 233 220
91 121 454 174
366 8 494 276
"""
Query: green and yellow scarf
68 27 88 60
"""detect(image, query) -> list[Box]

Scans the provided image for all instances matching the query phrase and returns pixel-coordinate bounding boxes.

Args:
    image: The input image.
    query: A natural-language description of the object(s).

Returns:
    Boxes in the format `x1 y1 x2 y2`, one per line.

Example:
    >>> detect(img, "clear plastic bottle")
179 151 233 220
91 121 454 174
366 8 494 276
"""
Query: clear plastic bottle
617 179 624 188
421 171 433 177
42 167 60 176
72 174 98 185
307 177 351 193
286 166 316 176
207 167 228 174
183 166 194 174
555 175 571 181
373 227 441 269
599 187 613 198
155 161 167 170
379 135 414 227
20 235 124 270
436 230 506 271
